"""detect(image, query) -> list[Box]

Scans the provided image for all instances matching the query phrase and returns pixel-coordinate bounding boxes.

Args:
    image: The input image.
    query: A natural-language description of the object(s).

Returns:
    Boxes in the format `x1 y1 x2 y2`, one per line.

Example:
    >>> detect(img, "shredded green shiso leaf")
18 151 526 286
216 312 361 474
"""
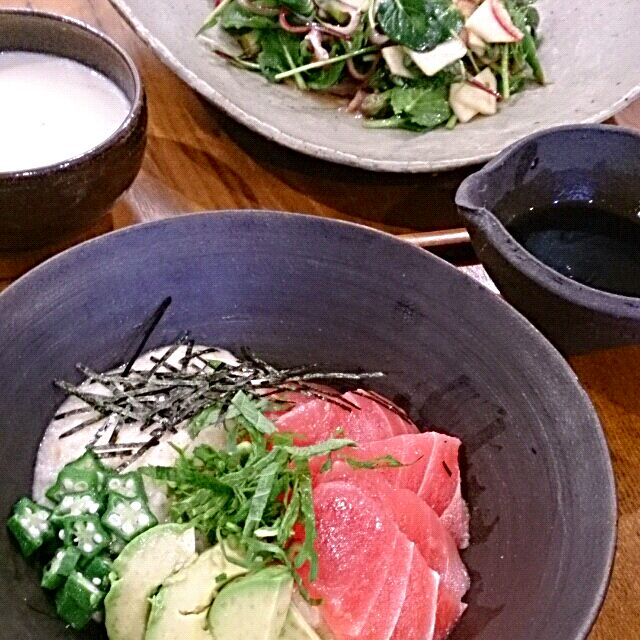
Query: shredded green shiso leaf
141 394 359 595
199 0 544 131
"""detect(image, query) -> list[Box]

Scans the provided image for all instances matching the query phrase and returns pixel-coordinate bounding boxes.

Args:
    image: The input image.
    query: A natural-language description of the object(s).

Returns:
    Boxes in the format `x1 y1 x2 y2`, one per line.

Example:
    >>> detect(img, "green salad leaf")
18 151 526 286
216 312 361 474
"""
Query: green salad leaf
258 30 305 81
306 54 346 90
219 2 277 30
388 84 451 127
376 0 463 52
280 0 314 16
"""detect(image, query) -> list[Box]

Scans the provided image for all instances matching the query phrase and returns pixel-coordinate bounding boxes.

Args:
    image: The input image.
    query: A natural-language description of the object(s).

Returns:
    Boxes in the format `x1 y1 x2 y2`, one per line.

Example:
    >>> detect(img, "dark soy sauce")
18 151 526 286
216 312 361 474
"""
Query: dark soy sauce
507 202 640 297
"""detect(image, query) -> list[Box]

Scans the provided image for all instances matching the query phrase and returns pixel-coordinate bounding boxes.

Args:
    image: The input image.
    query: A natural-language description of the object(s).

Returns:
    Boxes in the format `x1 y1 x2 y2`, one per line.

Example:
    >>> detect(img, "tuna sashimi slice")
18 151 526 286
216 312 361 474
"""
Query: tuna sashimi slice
338 433 435 493
276 392 417 445
342 391 419 437
306 481 415 640
319 464 470 637
392 549 440 640
439 483 471 550
276 399 350 445
335 432 469 547
419 434 463 520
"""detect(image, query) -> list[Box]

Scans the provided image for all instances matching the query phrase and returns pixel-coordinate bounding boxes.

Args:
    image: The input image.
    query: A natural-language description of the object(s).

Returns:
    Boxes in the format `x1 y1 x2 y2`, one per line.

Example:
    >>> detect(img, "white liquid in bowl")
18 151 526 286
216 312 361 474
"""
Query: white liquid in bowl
0 51 131 172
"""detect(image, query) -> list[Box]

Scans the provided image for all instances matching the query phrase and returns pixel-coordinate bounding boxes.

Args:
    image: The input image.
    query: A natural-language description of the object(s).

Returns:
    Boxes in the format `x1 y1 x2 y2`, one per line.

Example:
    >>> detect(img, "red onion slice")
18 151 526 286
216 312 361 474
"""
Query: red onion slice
347 89 367 112
466 77 503 101
490 0 524 41
304 27 330 60
279 10 312 33
346 52 380 81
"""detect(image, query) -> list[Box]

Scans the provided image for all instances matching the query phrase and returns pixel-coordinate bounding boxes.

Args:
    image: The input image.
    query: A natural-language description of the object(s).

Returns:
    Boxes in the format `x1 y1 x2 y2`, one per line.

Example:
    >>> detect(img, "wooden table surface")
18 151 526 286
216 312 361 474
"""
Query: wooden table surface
2 1 639 638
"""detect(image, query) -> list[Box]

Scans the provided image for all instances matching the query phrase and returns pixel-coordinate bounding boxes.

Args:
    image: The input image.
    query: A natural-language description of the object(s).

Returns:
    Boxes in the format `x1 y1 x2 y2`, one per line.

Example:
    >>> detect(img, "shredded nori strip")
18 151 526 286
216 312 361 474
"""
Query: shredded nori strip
56 348 389 465
58 415 103 439
122 296 172 376
53 311 394 465
54 407 92 421
87 414 120 449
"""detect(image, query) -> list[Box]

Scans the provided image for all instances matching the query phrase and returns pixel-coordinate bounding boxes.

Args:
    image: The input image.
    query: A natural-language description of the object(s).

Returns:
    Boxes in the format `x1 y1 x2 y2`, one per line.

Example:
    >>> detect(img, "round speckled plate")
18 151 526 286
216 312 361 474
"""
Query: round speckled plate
110 0 640 172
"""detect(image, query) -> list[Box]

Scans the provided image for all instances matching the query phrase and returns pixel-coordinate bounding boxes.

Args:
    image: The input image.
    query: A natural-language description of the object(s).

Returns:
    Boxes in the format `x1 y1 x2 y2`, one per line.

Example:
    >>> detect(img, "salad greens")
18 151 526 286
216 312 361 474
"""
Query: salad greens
200 0 544 131
376 0 463 52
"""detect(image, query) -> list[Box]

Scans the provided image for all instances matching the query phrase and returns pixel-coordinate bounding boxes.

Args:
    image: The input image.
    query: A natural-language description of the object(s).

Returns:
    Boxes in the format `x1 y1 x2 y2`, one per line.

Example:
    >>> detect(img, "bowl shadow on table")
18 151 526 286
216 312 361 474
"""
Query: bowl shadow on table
195 97 478 232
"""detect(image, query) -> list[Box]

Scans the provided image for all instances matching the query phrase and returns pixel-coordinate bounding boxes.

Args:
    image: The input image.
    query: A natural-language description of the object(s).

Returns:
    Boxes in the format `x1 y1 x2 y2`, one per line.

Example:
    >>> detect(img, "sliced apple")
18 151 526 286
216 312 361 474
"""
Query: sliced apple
407 38 467 77
338 0 369 11
456 67 498 115
381 46 414 78
490 0 524 40
449 82 478 123
466 30 486 56
465 0 523 43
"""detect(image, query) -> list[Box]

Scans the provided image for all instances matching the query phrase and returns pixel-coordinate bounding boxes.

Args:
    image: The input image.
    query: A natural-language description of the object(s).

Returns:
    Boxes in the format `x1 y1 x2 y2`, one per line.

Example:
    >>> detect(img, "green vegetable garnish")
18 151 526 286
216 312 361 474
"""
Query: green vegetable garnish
142 395 357 588
199 0 545 132
376 0 463 52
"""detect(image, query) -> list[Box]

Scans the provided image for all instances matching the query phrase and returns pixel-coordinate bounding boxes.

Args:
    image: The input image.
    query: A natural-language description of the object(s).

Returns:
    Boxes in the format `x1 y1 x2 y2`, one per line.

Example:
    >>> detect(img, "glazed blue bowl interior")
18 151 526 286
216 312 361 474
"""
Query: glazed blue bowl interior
0 212 615 639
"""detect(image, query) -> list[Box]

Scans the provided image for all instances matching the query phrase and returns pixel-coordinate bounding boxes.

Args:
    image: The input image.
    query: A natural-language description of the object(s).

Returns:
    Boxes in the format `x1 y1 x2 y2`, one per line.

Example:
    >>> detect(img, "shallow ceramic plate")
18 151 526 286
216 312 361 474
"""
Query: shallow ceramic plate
110 0 640 172
0 212 615 639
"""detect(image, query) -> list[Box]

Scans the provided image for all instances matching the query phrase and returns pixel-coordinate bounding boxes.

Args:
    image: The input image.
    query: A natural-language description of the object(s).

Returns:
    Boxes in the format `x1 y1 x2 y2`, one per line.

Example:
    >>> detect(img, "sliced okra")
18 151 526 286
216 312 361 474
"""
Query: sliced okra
52 490 103 524
83 554 113 590
101 494 157 542
41 547 82 590
105 471 145 499
7 498 55 557
62 515 109 559
65 570 106 610
55 571 104 630
66 450 109 487
56 587 94 630
108 533 126 556
46 467 100 503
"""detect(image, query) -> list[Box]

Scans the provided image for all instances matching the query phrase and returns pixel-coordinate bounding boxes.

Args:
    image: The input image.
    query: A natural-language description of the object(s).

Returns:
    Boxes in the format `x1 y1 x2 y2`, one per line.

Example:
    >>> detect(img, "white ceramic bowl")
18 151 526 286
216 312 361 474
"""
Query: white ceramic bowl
111 0 640 172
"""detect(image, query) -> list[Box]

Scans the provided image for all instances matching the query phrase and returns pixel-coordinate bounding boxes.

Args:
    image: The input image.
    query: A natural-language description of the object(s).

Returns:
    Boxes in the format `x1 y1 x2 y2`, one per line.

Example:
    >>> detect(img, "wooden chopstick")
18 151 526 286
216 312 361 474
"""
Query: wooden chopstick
398 228 470 248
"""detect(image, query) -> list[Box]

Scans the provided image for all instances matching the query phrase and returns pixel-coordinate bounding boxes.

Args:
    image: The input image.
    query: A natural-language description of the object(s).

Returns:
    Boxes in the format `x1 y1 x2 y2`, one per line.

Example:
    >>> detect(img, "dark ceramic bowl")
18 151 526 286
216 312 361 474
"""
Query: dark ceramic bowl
456 124 640 355
0 212 615 640
0 10 147 250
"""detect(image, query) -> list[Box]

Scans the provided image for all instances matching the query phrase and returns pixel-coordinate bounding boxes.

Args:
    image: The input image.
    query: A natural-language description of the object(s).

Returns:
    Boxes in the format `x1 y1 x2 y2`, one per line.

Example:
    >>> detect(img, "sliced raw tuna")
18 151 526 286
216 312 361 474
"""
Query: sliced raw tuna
336 432 469 547
304 481 416 640
276 391 417 445
391 547 440 640
319 463 470 638
440 483 471 550
276 399 350 445
337 433 435 494
342 391 419 437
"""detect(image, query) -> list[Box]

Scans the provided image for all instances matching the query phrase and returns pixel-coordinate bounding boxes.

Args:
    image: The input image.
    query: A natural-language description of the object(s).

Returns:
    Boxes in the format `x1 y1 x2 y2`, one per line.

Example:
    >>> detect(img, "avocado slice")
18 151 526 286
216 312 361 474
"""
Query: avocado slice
279 604 322 640
104 524 197 640
207 566 293 640
145 544 247 640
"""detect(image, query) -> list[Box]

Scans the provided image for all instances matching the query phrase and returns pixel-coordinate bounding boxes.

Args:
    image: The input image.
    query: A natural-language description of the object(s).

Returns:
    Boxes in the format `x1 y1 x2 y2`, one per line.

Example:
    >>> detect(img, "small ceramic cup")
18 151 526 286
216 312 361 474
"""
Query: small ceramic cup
0 10 147 250
456 124 640 355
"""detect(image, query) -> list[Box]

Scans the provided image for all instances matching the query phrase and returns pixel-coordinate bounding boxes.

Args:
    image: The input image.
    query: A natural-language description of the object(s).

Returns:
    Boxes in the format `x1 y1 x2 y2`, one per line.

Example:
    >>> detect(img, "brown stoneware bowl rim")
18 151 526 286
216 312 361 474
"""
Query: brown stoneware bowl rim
456 123 640 320
0 8 144 181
